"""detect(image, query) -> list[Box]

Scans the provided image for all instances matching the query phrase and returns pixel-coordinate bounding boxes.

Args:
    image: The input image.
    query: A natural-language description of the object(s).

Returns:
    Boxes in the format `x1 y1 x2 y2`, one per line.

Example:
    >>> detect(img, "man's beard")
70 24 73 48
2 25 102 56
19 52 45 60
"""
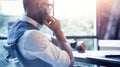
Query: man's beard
40 11 51 24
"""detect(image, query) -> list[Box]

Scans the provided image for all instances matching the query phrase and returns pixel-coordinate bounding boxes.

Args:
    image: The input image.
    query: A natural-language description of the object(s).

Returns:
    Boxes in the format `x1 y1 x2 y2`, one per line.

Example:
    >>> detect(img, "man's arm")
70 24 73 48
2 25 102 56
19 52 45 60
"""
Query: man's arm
54 30 74 67
51 36 86 53
23 30 71 66
44 17 74 67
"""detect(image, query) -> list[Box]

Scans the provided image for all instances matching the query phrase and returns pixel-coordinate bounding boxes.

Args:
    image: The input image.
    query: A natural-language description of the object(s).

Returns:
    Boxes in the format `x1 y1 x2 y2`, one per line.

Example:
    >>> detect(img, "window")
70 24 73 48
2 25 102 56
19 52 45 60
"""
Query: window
54 0 96 36
54 0 97 50
0 0 24 35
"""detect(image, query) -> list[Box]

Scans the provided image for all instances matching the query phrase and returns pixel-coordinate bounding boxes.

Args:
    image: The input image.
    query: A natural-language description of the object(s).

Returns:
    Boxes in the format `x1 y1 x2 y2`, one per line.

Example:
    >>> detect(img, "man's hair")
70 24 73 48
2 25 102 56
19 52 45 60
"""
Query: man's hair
23 0 43 12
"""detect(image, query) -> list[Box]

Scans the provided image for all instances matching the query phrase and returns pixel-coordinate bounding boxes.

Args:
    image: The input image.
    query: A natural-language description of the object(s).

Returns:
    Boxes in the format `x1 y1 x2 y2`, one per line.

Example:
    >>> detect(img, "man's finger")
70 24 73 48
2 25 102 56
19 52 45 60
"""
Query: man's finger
44 20 50 27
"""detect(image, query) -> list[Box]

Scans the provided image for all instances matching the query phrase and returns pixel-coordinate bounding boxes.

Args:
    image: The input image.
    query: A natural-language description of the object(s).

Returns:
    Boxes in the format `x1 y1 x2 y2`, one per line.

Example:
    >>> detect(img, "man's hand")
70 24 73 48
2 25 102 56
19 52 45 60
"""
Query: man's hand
44 16 61 33
75 41 86 53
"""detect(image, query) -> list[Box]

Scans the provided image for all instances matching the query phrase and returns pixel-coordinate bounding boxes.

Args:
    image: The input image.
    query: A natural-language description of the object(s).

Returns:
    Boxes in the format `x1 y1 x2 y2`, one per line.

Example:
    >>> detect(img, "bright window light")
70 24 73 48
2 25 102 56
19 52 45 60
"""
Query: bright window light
54 0 96 36
0 0 24 16
55 0 96 19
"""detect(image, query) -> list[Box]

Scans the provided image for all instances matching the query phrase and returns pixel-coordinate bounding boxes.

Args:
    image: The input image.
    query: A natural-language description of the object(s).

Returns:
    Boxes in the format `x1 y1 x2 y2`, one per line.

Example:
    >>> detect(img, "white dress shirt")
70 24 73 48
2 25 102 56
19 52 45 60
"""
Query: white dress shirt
17 16 70 67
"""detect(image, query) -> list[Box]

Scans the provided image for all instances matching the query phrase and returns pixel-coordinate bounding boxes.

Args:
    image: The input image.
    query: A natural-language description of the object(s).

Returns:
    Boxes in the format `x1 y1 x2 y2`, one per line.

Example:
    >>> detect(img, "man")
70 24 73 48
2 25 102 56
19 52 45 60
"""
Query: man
7 0 86 67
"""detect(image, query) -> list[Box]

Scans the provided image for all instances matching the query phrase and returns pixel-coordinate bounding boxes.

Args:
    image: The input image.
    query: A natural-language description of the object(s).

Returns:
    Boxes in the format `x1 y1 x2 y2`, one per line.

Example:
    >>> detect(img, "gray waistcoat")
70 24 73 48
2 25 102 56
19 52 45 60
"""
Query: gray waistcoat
7 21 52 67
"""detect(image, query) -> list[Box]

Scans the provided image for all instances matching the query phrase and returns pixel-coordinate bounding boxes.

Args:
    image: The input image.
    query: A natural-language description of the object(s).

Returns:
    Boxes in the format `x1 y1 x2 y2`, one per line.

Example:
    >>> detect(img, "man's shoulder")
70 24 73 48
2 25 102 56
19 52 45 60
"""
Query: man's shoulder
23 30 46 38
26 30 43 34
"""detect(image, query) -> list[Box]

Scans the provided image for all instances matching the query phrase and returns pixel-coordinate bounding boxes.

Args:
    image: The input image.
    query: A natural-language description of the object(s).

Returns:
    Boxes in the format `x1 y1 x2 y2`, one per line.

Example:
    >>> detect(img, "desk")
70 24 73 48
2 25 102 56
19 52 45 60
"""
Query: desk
73 50 120 67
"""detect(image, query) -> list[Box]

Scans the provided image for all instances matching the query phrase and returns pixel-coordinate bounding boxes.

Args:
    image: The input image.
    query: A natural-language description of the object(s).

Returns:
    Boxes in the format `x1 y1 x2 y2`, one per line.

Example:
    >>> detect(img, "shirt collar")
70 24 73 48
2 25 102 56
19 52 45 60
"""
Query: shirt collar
20 15 43 29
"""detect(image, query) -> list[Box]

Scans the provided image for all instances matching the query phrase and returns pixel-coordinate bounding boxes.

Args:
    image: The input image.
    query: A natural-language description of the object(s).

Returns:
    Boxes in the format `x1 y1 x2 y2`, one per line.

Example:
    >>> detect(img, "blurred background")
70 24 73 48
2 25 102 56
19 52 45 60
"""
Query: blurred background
0 0 120 67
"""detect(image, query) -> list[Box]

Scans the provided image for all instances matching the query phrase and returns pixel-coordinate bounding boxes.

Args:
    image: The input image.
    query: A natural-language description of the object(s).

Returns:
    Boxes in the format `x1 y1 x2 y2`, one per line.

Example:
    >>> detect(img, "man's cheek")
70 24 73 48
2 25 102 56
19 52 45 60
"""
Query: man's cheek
40 7 49 19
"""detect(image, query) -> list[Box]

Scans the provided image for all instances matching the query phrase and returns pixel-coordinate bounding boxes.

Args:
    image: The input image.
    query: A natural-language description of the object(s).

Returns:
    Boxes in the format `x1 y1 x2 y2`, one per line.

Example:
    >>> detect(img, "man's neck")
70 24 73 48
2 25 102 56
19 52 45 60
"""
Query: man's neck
26 14 44 25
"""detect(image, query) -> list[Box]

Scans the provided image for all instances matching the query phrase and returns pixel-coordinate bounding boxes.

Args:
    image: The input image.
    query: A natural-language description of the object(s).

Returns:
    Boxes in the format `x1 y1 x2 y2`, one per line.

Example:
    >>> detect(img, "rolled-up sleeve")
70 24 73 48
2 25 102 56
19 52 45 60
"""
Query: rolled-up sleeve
23 30 70 67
